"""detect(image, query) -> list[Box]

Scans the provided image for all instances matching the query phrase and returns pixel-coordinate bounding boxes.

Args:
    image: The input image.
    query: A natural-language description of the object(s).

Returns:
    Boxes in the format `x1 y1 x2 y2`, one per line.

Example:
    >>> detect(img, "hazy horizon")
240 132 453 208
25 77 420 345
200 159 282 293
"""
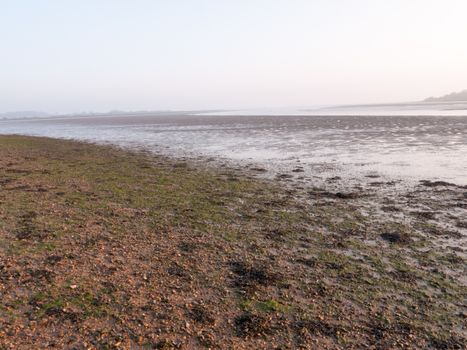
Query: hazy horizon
1 0 467 114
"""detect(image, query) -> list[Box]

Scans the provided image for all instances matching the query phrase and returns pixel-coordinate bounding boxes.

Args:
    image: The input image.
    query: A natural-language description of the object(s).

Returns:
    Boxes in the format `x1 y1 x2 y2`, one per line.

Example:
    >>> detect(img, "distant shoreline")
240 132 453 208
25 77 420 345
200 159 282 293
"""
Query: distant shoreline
3 100 467 121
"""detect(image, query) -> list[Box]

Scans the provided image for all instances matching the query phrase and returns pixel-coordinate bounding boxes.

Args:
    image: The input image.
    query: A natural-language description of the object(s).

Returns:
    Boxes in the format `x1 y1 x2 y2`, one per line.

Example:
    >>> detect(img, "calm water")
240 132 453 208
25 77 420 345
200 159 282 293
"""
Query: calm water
1 111 466 185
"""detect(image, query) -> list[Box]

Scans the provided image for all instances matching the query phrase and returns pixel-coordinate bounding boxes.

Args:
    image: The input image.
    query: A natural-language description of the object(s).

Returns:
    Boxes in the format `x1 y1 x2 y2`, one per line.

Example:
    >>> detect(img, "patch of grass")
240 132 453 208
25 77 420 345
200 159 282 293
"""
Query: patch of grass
256 299 287 313
239 298 288 313
31 290 107 319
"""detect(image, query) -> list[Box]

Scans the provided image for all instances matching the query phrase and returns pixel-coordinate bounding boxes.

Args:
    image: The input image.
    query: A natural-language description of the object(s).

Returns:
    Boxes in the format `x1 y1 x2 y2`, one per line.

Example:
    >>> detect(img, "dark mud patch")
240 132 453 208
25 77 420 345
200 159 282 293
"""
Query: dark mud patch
295 257 319 268
308 190 364 200
235 312 271 337
230 261 281 294
188 304 215 325
276 173 294 179
429 335 466 350
5 168 32 175
14 211 48 241
167 262 191 281
26 268 55 283
420 180 466 189
178 241 198 253
172 162 188 168
410 211 438 220
334 192 361 199
250 167 267 173
45 255 63 265
369 320 416 345
296 318 348 340
423 226 462 239
380 232 412 244
326 176 341 182
381 205 401 212
453 202 467 209
0 177 14 186
369 181 386 187
389 269 417 283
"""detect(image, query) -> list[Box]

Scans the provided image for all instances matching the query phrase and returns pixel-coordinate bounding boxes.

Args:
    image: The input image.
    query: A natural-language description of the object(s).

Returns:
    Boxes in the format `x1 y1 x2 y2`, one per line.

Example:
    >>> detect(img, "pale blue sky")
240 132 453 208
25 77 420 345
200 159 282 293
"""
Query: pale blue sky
1 0 466 113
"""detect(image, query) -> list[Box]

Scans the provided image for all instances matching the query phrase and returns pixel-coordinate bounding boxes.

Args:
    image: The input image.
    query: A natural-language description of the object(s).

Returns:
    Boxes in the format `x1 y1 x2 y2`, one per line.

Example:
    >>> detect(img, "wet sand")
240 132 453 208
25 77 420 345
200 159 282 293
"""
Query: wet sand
1 113 466 187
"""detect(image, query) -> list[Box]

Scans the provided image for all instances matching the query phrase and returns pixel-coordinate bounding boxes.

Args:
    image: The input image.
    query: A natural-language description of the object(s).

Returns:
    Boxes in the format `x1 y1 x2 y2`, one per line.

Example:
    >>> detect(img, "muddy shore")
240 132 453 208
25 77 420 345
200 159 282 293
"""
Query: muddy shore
0 136 465 349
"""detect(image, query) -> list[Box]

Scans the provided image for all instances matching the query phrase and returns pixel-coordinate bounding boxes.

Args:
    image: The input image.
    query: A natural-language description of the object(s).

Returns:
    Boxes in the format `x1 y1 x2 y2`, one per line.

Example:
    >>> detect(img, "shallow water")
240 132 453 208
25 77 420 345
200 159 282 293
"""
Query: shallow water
1 112 466 185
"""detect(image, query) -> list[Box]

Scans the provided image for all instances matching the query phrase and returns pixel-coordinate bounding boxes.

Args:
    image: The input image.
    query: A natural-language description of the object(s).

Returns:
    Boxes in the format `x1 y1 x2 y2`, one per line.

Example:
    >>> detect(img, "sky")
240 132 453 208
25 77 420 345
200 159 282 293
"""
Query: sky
1 0 467 114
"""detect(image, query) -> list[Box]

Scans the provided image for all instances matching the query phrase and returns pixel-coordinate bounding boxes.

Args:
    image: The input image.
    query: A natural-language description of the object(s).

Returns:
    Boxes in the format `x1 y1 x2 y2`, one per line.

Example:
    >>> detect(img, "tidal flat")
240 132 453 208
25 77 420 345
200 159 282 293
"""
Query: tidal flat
0 136 465 349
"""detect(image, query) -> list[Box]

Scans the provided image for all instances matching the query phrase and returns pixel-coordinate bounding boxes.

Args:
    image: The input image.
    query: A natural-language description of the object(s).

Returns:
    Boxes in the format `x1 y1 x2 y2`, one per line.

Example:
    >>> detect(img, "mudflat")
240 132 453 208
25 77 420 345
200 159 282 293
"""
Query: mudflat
0 136 465 349
1 113 466 185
